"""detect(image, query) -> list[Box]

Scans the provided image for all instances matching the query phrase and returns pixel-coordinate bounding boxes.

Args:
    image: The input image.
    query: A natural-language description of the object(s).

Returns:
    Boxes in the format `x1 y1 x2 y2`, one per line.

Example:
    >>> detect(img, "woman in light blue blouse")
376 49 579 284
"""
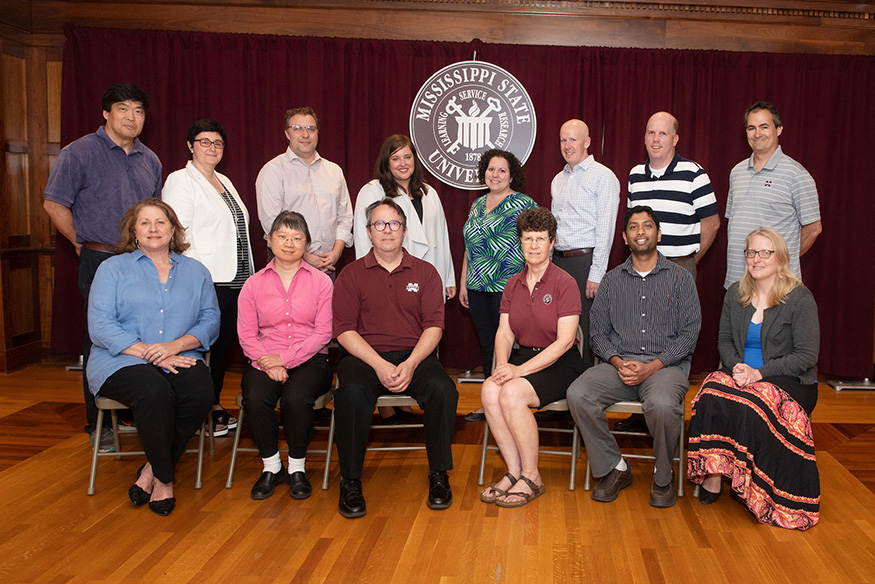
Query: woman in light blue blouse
87 198 219 516
460 149 537 421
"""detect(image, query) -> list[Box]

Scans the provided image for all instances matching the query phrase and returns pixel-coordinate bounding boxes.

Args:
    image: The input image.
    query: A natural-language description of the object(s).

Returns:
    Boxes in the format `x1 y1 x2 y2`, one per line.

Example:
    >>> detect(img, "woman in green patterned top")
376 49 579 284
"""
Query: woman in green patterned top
461 149 537 420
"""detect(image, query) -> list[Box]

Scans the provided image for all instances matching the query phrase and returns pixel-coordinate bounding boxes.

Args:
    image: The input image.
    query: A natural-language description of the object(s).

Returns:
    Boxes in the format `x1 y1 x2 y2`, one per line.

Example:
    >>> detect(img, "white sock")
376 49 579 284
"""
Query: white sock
287 456 306 474
615 458 628 472
262 452 282 474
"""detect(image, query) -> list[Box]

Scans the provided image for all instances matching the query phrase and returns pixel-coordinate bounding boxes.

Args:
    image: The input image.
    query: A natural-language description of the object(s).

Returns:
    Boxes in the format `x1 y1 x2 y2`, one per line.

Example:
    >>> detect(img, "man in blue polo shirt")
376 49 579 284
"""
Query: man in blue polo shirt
43 83 162 452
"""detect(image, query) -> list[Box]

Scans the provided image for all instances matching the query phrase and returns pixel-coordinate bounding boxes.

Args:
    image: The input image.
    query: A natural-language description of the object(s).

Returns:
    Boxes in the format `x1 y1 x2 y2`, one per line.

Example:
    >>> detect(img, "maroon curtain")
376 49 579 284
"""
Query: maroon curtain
53 25 875 377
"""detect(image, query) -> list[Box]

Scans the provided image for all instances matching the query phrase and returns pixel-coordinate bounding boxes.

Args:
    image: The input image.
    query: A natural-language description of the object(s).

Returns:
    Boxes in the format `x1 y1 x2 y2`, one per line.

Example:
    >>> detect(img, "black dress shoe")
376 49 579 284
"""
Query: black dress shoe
289 471 312 500
338 478 366 518
427 470 453 509
250 465 288 500
149 497 176 516
128 464 150 507
698 480 724 505
592 465 633 502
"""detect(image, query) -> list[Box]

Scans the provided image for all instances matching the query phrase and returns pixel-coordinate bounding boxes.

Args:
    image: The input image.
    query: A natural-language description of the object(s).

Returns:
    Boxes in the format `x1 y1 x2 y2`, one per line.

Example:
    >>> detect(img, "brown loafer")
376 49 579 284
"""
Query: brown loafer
649 472 677 508
592 465 633 502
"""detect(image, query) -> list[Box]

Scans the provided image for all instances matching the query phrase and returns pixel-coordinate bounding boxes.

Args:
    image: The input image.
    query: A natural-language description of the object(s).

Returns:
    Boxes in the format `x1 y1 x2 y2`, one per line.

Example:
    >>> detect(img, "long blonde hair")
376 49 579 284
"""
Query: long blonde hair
737 227 800 307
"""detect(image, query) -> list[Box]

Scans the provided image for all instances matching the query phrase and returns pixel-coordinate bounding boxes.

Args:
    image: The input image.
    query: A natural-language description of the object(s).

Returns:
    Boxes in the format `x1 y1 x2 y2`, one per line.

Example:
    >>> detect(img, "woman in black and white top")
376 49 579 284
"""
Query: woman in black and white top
163 119 254 435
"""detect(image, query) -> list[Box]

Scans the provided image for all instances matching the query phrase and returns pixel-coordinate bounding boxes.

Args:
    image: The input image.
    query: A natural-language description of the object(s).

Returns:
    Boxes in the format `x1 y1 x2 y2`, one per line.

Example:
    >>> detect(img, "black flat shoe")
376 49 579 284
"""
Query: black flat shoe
289 471 312 500
128 464 150 507
338 478 366 518
149 497 176 516
251 465 288 500
464 411 486 422
427 470 452 510
698 480 724 505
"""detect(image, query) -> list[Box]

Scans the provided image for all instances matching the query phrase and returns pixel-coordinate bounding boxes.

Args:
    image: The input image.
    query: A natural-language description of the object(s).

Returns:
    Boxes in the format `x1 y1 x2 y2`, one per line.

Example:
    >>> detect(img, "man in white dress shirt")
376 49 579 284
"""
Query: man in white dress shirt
256 106 353 275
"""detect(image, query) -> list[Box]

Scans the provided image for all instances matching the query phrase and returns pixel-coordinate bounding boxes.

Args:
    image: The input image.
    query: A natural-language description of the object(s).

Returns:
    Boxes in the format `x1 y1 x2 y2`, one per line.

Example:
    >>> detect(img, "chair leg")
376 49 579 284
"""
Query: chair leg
569 425 579 491
208 409 215 456
584 459 592 491
477 422 491 486
110 409 122 460
87 408 105 495
225 404 245 489
322 408 336 491
195 418 205 490
677 414 685 497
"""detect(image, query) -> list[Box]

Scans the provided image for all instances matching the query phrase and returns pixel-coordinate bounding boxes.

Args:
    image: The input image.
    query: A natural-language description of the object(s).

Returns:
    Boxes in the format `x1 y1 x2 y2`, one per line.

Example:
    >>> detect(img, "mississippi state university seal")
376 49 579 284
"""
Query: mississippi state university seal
409 61 537 190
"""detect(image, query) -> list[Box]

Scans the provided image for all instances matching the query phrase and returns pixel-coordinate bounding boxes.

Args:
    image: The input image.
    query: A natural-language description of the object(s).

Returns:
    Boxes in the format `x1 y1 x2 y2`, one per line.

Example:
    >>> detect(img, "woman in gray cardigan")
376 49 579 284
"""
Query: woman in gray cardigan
687 227 820 530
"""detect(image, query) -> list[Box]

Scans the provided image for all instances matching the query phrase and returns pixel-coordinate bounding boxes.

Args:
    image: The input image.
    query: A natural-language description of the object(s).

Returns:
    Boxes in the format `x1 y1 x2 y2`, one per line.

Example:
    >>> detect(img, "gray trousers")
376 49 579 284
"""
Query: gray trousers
566 360 689 486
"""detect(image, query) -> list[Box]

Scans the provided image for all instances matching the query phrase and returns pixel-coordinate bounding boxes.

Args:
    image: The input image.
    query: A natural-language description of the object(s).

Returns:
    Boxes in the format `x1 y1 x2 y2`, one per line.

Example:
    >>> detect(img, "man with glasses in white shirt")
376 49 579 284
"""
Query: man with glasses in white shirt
256 106 353 275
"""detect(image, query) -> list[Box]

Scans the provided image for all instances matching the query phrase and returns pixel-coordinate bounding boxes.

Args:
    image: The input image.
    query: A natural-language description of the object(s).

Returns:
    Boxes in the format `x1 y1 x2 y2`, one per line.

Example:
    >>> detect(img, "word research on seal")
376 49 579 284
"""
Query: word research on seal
409 61 537 190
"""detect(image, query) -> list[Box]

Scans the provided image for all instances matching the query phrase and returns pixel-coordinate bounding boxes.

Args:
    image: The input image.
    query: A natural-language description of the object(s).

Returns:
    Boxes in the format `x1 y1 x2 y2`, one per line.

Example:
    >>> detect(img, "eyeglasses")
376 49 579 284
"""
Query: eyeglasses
743 249 775 259
273 234 306 245
194 138 225 149
368 220 404 232
287 125 318 133
521 236 550 246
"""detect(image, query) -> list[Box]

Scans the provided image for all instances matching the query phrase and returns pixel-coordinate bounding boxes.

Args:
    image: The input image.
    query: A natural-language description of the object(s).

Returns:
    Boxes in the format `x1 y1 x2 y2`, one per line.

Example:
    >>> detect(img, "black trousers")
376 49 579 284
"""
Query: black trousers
79 247 115 433
466 289 502 376
334 350 458 480
210 285 241 403
241 355 332 459
98 362 213 483
551 253 595 370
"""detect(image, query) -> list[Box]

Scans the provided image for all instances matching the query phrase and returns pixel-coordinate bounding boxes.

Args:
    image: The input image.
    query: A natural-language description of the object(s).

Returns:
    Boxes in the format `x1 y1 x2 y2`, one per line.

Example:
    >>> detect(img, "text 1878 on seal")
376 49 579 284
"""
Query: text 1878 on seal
409 61 537 190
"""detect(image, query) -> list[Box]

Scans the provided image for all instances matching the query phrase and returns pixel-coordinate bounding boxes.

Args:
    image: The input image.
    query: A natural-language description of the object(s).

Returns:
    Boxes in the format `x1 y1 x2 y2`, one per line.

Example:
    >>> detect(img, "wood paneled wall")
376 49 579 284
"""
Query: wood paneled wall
1 0 873 371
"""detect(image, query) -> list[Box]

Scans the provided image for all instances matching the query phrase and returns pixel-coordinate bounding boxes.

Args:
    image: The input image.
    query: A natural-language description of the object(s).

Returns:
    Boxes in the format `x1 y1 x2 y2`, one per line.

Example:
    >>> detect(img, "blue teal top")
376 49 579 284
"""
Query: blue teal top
462 192 537 292
86 250 220 395
743 321 764 369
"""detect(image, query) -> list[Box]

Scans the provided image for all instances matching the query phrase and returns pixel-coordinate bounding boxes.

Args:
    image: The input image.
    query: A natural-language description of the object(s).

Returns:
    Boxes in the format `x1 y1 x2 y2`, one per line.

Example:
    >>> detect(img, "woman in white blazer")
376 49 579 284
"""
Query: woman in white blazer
354 134 456 299
162 119 254 435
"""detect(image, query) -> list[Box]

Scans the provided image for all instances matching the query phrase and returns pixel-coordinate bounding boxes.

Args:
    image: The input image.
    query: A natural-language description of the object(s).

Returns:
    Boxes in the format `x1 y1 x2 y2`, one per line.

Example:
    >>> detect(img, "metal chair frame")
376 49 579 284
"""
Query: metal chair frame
87 397 213 495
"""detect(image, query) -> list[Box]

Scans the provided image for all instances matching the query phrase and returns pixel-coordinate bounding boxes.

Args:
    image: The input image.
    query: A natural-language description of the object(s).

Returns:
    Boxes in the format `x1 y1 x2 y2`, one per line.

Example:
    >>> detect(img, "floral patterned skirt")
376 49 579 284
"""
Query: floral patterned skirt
687 371 820 530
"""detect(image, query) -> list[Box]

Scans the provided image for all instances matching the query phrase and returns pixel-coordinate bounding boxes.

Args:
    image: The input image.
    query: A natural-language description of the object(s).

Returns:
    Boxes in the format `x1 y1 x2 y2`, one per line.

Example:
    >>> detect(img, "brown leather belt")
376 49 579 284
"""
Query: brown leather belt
83 241 116 253
553 248 594 258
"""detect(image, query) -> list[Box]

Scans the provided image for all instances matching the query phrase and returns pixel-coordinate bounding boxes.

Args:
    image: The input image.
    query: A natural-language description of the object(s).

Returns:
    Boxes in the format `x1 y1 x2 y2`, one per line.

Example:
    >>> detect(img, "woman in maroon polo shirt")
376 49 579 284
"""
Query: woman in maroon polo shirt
479 207 585 508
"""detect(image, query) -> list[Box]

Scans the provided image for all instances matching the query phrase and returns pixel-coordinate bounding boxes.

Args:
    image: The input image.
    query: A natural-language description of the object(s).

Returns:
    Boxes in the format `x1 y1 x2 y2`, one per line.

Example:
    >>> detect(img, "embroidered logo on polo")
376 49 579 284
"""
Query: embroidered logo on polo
409 61 537 190
406 282 420 292
764 180 772 187
543 294 553 305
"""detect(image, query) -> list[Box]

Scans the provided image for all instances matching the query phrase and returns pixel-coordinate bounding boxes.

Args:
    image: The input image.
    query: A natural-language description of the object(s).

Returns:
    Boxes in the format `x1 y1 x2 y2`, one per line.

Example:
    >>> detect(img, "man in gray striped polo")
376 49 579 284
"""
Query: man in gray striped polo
724 102 822 288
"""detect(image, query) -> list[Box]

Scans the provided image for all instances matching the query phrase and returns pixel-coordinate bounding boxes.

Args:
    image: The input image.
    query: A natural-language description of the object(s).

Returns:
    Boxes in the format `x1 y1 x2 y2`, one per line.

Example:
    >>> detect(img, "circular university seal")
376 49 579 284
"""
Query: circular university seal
409 61 537 190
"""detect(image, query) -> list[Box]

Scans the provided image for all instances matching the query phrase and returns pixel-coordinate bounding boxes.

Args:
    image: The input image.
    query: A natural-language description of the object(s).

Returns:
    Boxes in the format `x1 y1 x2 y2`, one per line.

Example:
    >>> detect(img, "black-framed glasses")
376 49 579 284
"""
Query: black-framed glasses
194 138 225 149
368 220 404 232
743 249 775 259
287 125 318 133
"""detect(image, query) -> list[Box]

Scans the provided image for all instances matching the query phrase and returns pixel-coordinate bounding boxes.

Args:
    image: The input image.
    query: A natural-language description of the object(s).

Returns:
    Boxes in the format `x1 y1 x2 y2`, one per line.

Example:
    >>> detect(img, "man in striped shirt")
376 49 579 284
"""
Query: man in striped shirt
627 112 720 280
566 206 701 508
724 102 821 288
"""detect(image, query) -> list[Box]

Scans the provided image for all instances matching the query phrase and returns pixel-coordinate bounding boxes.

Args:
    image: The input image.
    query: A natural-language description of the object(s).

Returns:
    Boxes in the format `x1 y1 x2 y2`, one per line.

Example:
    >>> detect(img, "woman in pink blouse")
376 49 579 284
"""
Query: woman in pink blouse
237 211 333 501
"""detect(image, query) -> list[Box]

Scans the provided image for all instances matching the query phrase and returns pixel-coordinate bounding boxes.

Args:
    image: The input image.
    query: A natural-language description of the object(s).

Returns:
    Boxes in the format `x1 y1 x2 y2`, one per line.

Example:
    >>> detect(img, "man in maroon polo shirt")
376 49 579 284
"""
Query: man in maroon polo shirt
332 198 458 519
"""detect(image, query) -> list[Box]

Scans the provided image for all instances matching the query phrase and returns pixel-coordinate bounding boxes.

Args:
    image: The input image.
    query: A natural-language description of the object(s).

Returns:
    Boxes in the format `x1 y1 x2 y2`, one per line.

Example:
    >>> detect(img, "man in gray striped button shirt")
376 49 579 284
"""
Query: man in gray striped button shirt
725 102 822 288
566 205 701 509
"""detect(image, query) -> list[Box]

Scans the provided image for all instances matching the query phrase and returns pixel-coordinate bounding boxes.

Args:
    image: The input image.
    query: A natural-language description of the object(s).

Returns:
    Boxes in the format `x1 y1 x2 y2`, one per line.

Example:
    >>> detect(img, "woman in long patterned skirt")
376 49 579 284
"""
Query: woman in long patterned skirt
687 227 820 530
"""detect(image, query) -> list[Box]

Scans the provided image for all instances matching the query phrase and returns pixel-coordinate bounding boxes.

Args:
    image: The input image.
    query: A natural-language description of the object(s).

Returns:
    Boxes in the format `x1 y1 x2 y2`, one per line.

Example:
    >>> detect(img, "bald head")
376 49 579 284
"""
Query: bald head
559 119 592 168
644 111 679 170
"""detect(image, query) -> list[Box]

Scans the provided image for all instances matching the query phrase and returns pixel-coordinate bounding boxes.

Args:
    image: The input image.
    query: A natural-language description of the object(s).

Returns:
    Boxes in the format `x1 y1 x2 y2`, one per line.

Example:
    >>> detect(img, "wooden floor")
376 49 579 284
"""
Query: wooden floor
1 365 874 583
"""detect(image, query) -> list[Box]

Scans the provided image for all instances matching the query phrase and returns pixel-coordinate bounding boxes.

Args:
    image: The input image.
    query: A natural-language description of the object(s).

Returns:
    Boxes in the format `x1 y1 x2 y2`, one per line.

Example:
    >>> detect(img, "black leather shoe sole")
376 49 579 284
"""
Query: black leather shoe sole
149 497 176 516
289 471 312 500
251 469 288 501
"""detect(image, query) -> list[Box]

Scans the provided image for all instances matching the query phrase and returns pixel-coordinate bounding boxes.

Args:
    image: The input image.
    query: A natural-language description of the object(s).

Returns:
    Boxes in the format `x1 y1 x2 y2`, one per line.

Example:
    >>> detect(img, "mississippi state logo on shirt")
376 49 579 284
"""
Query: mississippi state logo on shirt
542 293 553 305
409 61 537 190
406 282 420 293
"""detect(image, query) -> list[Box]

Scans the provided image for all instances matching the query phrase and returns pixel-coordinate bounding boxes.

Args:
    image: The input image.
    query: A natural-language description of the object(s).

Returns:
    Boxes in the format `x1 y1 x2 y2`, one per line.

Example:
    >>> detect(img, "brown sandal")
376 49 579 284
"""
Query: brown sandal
480 473 518 503
495 475 545 508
